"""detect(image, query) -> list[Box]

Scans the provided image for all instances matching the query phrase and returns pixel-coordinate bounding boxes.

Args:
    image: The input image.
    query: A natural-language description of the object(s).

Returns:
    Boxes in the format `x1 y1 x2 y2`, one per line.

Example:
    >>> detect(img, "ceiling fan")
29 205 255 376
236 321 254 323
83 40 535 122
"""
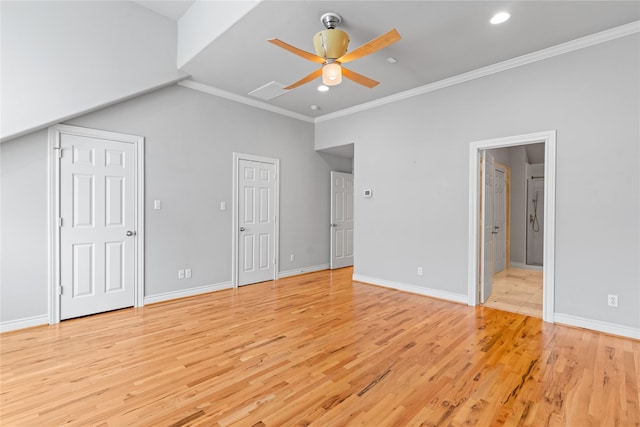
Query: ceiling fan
268 12 401 90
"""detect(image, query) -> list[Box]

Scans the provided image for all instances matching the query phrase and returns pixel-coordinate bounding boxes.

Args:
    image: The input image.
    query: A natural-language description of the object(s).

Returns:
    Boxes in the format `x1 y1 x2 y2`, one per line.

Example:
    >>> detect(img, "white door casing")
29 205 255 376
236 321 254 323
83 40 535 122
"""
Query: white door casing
330 171 354 269
493 167 507 273
481 151 494 303
468 131 556 323
232 154 279 287
49 124 144 323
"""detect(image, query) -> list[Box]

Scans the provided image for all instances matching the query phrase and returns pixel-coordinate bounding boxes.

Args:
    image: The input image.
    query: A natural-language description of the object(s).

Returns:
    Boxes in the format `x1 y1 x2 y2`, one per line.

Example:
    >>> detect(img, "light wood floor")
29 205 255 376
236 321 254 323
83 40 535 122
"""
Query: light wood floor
2 268 639 426
483 268 543 318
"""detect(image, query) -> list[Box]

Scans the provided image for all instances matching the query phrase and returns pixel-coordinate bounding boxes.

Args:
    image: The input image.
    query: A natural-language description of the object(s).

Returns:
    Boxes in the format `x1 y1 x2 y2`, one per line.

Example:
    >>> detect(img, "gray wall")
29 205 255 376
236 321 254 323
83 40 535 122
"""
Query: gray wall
316 34 640 329
508 146 528 265
0 85 351 323
1 129 50 321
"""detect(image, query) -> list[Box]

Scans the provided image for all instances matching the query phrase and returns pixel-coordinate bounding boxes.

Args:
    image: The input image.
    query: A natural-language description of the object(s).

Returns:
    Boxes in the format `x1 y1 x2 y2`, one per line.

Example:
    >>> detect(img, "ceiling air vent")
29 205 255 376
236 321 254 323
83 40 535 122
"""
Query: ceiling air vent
248 81 288 100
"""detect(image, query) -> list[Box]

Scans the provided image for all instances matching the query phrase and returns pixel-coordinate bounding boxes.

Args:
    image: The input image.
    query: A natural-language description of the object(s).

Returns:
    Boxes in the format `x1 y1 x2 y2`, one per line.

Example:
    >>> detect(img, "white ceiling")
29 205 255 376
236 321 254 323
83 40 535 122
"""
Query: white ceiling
139 1 639 119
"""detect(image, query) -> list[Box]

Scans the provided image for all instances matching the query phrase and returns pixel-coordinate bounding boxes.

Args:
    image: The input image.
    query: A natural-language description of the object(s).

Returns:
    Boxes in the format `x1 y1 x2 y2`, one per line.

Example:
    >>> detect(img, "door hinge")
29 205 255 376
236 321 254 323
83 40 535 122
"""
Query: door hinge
58 217 63 227
58 286 63 296
53 146 63 158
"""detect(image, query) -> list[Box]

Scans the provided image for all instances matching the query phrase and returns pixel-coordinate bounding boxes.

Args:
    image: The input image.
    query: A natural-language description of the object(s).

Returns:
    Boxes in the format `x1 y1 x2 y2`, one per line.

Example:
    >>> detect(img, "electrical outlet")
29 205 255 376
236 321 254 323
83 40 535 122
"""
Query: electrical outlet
417 267 423 276
607 294 618 307
290 254 295 262
178 269 185 279
185 269 192 278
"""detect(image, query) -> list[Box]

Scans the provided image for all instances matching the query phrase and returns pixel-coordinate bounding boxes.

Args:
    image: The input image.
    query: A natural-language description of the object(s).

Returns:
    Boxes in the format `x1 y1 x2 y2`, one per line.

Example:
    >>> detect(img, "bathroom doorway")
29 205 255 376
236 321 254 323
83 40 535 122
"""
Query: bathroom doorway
468 131 556 323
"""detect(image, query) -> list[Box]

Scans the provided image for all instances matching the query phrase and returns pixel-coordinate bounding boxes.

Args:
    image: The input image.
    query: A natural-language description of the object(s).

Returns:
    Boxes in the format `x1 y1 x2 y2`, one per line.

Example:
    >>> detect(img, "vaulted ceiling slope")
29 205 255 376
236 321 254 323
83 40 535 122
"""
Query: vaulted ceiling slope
2 1 639 142
0 1 189 142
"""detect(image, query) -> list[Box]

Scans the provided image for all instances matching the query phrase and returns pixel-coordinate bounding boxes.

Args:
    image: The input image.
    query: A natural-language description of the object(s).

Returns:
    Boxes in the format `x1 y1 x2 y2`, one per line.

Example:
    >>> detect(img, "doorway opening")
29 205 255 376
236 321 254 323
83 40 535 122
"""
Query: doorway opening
482 145 544 317
468 131 556 323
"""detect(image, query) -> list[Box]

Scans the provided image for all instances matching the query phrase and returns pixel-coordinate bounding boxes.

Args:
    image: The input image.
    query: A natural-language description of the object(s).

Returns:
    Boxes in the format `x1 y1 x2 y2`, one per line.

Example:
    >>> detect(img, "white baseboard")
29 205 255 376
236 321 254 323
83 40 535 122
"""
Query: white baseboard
510 262 543 271
1 314 49 333
144 281 233 305
278 264 329 279
352 274 468 304
554 313 640 340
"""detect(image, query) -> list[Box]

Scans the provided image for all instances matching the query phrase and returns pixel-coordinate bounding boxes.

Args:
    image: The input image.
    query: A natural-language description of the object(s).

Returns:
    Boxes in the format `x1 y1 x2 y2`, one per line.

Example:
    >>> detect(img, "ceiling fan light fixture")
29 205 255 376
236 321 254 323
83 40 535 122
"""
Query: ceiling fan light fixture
322 62 342 86
313 29 350 59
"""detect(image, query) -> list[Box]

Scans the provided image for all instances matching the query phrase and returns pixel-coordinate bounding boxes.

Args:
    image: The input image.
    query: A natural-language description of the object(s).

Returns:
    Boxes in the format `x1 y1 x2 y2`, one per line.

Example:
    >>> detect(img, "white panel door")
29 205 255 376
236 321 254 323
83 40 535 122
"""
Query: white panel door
60 133 135 319
330 171 354 269
493 168 506 273
480 152 494 303
238 159 276 286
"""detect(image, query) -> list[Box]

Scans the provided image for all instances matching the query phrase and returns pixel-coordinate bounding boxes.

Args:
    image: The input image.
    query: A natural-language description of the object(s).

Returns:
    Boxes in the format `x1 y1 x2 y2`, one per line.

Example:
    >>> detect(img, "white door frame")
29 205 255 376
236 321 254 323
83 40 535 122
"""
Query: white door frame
48 124 145 324
231 153 280 287
468 130 556 323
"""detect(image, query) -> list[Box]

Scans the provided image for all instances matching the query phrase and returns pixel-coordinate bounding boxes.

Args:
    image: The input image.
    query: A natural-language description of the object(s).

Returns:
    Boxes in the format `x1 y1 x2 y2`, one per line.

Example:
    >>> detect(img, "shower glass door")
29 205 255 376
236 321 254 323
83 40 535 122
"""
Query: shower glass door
526 177 544 266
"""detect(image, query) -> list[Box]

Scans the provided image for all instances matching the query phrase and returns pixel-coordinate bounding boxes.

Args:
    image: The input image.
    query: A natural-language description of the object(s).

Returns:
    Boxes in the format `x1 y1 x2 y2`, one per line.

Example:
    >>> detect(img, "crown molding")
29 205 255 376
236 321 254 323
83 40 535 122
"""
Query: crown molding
315 20 640 123
178 80 314 123
176 21 639 126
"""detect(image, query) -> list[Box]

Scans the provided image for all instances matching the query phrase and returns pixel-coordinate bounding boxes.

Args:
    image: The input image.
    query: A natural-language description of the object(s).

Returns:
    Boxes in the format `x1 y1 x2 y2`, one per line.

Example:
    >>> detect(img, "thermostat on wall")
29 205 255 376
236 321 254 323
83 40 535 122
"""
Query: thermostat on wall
364 189 373 198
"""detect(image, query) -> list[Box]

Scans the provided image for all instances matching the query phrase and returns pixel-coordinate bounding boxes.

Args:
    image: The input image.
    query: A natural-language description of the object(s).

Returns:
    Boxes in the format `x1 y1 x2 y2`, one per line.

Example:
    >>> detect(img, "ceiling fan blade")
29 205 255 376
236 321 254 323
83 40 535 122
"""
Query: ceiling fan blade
342 67 379 88
268 38 325 64
284 68 323 90
338 29 401 64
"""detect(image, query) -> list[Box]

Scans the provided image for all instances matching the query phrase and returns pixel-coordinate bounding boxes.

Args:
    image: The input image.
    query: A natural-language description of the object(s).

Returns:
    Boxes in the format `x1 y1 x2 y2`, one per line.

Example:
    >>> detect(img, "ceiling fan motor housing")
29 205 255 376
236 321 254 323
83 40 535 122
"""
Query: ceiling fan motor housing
313 29 350 59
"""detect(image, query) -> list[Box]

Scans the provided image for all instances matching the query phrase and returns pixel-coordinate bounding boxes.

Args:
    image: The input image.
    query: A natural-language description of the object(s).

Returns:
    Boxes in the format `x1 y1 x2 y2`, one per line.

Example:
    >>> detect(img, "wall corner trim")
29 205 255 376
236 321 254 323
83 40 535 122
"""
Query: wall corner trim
554 313 640 340
352 274 468 304
178 80 314 123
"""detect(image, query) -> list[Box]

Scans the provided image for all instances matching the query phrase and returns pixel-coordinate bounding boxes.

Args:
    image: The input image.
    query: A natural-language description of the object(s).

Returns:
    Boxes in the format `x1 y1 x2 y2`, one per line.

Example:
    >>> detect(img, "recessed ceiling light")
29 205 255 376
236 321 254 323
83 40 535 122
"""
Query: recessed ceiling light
386 57 397 64
490 12 510 25
317 85 329 92
310 104 320 111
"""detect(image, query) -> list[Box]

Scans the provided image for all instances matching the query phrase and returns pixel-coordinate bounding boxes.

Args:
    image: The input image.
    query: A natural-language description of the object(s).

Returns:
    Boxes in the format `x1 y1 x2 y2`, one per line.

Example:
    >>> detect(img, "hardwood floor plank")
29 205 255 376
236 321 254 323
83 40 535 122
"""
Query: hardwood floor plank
1 267 638 426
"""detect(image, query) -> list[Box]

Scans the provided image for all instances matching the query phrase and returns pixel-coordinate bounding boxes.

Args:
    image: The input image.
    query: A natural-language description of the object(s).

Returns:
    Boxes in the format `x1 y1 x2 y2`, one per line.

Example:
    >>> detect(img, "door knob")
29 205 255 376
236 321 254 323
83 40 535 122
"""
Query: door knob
126 230 136 236
240 227 246 232
331 223 337 227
